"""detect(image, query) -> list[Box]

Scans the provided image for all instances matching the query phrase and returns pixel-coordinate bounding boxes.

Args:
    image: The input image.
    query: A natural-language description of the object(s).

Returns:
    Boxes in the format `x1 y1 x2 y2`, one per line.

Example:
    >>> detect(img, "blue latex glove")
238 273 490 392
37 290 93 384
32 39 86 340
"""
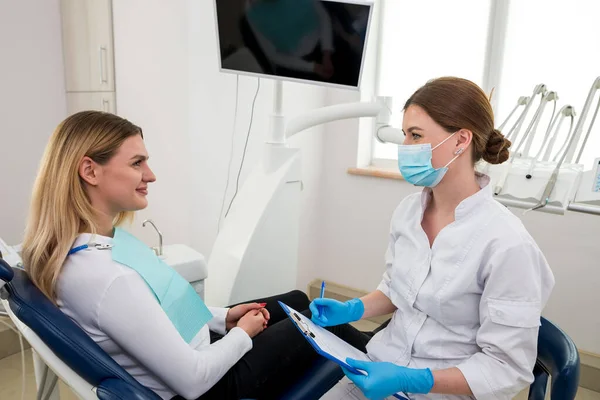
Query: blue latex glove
342 358 434 400
309 297 364 327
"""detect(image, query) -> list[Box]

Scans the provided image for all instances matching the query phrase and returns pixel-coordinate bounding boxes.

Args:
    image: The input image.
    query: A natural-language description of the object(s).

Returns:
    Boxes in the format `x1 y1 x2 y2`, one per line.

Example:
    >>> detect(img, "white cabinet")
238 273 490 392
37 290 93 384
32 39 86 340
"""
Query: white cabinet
61 0 115 92
60 0 117 115
67 92 116 114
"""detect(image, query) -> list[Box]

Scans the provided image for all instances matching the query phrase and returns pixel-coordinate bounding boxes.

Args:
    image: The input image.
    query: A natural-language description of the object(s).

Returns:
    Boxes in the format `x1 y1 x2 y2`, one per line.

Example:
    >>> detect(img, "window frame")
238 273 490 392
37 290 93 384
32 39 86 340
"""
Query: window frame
369 0 510 166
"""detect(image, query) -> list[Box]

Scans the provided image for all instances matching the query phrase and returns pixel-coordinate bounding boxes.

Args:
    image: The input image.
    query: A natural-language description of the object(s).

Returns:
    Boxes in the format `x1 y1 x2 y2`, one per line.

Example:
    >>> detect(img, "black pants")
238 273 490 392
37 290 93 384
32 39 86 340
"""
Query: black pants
172 290 371 400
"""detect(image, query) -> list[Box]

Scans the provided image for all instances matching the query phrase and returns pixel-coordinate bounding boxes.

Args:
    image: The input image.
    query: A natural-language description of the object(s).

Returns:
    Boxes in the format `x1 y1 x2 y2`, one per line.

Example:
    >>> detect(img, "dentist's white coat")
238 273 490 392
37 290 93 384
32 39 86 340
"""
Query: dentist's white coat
325 174 555 400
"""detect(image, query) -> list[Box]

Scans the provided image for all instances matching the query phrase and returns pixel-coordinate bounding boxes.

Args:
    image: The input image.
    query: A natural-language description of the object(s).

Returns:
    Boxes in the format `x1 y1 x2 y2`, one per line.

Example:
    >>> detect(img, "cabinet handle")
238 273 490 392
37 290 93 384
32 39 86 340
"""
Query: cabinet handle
101 98 110 112
99 46 108 84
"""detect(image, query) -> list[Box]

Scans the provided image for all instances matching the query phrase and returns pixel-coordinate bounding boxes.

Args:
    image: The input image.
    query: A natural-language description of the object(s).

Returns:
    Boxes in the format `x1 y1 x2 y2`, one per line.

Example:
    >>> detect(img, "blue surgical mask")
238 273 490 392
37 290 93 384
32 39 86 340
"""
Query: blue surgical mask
398 132 464 187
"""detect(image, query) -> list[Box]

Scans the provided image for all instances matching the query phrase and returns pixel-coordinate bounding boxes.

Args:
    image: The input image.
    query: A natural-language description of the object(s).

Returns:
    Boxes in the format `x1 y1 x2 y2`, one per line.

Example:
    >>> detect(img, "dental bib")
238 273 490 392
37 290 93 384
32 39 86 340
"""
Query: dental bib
111 228 213 343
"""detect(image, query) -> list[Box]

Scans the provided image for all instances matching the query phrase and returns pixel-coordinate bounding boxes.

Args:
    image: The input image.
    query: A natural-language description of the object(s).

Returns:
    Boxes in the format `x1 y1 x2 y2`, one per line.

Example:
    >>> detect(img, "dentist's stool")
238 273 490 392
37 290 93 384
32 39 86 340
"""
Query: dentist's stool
0 259 344 399
529 317 580 400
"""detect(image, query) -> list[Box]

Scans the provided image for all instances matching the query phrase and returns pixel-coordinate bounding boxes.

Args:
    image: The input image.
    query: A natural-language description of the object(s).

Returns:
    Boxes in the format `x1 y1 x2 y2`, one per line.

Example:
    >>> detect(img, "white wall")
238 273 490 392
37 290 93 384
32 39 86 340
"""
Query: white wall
112 0 327 288
313 88 600 354
0 0 67 245
112 0 194 246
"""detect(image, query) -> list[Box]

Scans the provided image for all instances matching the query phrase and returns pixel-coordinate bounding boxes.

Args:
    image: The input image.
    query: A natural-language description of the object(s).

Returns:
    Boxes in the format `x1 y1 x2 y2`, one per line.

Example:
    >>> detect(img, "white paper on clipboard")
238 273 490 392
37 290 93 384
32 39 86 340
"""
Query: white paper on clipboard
288 304 371 363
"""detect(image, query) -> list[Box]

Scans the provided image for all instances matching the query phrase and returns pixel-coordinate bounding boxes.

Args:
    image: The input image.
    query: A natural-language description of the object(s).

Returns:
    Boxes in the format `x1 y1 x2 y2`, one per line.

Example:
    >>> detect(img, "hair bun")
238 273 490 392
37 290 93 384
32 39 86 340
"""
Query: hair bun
483 129 511 164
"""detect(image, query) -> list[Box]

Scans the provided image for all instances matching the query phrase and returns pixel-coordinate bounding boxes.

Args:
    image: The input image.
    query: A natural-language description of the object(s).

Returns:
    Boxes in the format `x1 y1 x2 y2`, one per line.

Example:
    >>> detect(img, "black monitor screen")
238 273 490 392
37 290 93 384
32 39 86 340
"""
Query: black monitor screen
215 0 372 89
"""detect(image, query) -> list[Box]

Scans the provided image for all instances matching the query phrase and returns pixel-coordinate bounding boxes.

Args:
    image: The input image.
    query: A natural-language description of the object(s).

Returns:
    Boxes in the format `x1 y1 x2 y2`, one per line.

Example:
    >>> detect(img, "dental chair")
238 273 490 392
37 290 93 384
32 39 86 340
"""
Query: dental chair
0 259 343 400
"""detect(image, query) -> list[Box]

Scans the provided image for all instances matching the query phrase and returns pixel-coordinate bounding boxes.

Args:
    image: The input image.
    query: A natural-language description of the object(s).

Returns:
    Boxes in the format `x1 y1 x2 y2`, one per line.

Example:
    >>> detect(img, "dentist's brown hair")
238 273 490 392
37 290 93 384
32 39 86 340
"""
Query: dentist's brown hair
404 77 511 165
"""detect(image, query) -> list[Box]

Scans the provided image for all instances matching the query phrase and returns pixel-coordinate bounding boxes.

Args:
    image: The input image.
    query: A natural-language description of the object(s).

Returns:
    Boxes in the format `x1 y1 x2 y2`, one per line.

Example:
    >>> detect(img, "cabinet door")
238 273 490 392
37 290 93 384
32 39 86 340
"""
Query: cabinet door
61 0 115 92
67 92 116 115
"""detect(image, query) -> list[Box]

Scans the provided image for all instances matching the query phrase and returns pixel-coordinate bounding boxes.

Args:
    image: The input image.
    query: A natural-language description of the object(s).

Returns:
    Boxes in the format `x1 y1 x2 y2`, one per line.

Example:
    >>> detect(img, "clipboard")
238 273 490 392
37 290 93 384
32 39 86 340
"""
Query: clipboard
279 301 409 400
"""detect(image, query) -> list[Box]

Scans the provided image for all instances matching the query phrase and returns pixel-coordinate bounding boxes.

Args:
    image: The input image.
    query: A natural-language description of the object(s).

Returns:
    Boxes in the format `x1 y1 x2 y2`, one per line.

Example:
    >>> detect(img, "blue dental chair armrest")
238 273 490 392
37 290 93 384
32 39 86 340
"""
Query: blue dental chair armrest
97 378 157 400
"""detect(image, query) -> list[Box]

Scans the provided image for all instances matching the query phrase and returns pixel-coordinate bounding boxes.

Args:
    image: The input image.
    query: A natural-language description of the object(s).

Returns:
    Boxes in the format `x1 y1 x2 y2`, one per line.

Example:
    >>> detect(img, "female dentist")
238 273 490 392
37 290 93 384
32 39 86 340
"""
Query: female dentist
312 77 555 400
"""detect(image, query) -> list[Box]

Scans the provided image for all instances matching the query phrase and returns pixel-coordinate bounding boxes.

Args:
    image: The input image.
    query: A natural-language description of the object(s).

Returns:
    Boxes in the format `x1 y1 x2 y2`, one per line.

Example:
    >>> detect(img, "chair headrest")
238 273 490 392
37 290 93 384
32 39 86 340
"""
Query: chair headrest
6 268 159 399
0 258 14 285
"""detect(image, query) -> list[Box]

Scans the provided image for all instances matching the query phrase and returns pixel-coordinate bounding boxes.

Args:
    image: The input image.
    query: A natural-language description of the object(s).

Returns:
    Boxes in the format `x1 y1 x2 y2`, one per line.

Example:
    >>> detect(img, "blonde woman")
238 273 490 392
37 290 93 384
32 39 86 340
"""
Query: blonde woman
22 111 363 400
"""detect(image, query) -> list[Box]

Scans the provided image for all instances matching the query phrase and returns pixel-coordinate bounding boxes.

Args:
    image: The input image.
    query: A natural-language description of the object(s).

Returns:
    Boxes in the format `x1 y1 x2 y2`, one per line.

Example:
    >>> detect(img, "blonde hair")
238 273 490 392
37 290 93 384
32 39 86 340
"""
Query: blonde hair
22 111 143 301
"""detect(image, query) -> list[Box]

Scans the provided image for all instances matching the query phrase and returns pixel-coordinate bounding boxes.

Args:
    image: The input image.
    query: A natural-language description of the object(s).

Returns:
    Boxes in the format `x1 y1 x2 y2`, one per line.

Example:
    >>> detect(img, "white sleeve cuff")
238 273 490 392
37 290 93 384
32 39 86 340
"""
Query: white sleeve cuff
207 307 229 336
457 359 503 400
376 281 391 299
226 326 253 351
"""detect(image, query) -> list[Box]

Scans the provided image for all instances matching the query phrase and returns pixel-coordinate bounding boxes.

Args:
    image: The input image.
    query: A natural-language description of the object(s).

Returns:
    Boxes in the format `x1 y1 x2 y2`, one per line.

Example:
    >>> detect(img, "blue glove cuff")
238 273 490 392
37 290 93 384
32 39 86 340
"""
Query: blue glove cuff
345 298 365 322
412 368 435 394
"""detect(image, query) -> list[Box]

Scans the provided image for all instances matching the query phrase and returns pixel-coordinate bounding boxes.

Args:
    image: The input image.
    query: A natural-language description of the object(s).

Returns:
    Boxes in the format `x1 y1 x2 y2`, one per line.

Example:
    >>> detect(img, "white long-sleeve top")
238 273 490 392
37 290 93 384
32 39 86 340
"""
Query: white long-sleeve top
57 233 252 400
246 0 334 73
366 174 555 400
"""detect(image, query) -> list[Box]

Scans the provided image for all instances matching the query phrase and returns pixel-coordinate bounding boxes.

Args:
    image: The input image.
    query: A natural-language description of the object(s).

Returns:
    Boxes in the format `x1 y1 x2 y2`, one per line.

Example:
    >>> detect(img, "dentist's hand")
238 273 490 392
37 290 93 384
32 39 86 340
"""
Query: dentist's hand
343 359 434 400
309 297 364 327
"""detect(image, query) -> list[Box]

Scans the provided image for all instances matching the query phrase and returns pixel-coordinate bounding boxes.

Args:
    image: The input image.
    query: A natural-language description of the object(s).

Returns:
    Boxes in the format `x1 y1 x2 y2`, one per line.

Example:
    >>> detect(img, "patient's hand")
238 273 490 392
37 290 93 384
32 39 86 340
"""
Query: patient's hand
226 303 270 331
237 310 267 338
